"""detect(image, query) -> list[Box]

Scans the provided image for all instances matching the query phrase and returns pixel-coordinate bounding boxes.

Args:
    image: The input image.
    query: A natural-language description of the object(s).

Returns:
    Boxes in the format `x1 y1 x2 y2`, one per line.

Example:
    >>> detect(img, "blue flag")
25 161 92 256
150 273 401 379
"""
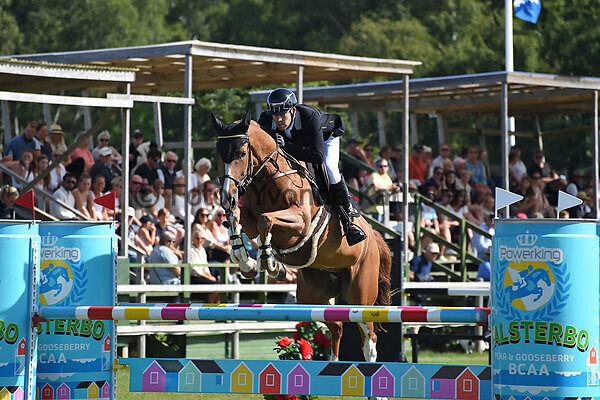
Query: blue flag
514 0 541 24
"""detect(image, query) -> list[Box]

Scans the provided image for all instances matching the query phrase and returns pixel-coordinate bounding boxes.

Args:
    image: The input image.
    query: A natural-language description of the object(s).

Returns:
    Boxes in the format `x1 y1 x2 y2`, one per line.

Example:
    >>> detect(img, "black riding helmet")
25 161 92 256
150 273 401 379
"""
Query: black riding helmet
266 88 297 115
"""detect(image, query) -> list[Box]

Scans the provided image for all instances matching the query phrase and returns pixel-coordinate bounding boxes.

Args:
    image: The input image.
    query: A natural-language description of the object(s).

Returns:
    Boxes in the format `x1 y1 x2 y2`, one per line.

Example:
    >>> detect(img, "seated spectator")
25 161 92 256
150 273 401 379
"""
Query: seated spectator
528 150 557 183
341 139 367 191
430 144 452 176
49 150 66 192
158 151 178 208
455 169 473 202
194 157 213 186
516 174 551 218
145 179 166 219
444 169 457 195
154 207 185 246
188 230 221 303
90 175 109 221
363 145 375 167
196 180 220 219
0 186 18 219
4 121 40 161
408 144 426 184
147 231 181 285
133 148 161 188
92 130 122 165
36 123 52 157
177 161 200 200
409 243 440 305
476 246 492 282
365 159 399 221
566 169 585 197
110 177 122 219
571 191 594 218
50 173 78 220
420 186 440 249
170 176 187 223
135 215 156 258
73 173 96 220
48 124 68 154
1 148 37 192
471 213 494 259
436 189 455 259
421 166 444 200
509 149 527 192
374 145 397 181
37 154 52 211
390 146 403 180
208 207 235 282
128 174 145 219
192 207 231 258
67 131 95 180
90 146 120 192
422 145 433 179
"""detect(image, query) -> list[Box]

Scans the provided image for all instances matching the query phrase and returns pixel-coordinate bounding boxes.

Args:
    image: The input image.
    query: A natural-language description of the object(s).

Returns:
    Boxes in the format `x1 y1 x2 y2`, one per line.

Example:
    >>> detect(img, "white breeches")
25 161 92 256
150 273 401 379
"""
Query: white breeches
324 136 341 185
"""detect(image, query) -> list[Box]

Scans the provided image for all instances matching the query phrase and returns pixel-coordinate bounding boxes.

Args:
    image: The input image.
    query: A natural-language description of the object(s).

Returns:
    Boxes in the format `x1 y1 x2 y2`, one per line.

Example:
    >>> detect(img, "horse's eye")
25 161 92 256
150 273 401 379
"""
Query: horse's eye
240 150 247 158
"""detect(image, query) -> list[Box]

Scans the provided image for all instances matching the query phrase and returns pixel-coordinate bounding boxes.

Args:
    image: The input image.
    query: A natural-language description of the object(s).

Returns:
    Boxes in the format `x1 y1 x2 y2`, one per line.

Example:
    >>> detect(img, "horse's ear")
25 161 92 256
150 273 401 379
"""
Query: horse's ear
242 110 252 128
210 111 225 132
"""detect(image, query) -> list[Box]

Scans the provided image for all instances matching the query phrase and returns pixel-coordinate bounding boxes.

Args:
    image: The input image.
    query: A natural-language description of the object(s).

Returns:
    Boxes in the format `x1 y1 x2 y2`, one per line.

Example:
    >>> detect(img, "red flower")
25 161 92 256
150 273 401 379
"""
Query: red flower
313 331 331 349
295 322 302 329
277 336 294 347
302 321 312 327
293 331 300 341
298 337 314 360
273 395 298 400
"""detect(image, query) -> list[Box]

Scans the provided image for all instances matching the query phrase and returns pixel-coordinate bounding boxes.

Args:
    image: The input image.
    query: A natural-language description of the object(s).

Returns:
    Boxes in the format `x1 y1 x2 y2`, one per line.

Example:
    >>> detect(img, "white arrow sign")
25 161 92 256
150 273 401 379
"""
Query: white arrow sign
557 191 582 216
495 188 524 218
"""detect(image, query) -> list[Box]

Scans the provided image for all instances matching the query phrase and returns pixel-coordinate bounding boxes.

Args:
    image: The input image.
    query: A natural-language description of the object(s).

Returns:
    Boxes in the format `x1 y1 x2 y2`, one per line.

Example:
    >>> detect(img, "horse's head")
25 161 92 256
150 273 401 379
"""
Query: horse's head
211 111 253 213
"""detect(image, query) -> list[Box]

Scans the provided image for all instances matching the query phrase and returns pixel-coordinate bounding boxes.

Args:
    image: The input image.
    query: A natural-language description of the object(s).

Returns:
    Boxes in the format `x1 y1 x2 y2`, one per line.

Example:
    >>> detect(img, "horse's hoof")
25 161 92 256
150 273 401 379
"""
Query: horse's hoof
240 268 258 279
275 266 287 282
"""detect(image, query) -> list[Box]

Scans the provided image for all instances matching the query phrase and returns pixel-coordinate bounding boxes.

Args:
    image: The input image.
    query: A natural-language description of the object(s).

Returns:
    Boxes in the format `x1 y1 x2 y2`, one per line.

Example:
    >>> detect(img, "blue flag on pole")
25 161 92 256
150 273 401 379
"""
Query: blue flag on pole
514 0 541 24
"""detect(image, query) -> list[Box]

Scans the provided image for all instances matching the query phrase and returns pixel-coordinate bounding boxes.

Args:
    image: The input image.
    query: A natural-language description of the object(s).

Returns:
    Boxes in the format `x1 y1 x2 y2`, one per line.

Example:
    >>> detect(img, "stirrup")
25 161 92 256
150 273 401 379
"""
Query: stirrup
348 202 361 218
345 223 367 246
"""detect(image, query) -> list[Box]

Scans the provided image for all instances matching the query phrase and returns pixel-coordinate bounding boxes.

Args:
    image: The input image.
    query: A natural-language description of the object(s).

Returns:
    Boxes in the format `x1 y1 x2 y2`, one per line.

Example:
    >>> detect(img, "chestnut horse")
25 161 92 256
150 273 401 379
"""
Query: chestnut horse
211 111 391 363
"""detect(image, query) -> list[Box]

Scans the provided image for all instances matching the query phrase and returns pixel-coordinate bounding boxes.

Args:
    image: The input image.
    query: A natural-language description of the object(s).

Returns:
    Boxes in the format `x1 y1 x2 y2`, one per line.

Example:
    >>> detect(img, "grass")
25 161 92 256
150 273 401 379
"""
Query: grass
116 346 490 400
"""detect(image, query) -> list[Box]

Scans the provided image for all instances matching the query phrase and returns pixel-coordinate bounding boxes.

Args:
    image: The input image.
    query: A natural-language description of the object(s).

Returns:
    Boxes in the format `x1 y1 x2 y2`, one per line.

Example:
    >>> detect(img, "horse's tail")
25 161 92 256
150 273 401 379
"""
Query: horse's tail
373 230 392 307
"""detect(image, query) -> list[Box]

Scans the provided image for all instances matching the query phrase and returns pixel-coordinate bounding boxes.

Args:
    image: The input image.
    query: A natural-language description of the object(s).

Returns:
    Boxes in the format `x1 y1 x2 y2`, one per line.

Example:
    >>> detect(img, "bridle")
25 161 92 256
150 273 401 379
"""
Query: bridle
218 133 294 200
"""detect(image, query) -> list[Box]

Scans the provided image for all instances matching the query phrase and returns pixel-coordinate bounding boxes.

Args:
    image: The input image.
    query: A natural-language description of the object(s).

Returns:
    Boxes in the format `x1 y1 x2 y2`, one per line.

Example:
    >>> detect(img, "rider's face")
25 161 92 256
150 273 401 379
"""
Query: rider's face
273 111 293 131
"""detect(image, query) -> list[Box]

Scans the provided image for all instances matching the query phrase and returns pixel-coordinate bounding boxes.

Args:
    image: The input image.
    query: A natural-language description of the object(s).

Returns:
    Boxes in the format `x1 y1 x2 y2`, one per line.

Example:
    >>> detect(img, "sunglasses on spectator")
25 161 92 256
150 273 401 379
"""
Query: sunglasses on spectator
435 171 443 176
175 183 185 187
99 138 109 142
441 148 450 151
154 185 164 189
53 153 63 157
201 214 210 217
166 159 176 163
132 181 142 185
365 147 373 152
65 180 77 185
378 164 388 168
427 192 436 197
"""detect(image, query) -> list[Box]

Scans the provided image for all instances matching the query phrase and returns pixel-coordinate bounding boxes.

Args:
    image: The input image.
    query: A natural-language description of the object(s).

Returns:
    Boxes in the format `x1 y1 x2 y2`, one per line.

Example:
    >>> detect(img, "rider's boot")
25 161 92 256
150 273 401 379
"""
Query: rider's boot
329 180 367 246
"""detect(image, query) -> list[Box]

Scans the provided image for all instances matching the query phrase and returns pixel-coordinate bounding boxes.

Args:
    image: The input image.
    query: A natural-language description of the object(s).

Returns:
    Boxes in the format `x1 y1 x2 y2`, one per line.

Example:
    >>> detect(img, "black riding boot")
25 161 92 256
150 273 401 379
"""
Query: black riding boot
329 181 367 246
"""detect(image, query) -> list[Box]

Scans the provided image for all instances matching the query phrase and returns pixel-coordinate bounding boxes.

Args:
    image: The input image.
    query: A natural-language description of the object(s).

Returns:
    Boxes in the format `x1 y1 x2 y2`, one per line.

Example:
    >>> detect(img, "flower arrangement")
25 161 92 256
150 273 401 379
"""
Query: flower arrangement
264 321 332 400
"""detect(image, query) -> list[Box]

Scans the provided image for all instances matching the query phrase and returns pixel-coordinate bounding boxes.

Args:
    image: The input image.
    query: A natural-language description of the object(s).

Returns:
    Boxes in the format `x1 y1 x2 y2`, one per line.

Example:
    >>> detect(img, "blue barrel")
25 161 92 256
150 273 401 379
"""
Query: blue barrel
492 219 599 400
37 222 117 400
0 221 39 400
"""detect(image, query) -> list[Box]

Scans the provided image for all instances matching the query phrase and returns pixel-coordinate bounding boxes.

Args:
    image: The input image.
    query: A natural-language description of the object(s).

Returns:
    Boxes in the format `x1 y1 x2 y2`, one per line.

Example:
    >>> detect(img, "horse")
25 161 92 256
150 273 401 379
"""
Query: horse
507 265 552 303
211 111 392 365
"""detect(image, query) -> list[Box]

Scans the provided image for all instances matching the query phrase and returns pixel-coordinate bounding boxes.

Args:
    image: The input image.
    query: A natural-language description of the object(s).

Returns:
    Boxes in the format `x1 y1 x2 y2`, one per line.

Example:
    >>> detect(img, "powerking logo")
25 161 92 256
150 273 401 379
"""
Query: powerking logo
40 234 81 262
498 231 563 264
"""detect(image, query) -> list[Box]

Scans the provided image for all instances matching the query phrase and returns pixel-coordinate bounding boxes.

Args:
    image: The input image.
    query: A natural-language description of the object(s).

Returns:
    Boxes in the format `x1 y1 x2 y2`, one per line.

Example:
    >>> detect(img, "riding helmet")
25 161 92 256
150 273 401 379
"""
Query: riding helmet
266 88 297 115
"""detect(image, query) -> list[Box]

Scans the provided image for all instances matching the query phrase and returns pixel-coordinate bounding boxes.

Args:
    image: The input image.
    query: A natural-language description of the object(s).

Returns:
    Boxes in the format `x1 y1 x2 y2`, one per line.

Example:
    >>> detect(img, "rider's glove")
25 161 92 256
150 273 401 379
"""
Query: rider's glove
276 134 285 148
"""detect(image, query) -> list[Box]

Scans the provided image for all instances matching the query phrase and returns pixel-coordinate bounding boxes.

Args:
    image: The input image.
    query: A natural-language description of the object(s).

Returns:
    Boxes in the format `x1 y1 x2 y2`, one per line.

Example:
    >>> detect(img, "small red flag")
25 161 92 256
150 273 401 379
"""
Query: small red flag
94 192 116 220
15 189 35 220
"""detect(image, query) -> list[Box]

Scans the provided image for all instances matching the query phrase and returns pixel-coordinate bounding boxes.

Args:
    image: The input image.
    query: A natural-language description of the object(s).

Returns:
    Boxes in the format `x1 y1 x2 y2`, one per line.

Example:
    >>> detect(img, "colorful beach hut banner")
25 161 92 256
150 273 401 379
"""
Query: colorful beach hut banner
120 358 490 398
35 222 117 400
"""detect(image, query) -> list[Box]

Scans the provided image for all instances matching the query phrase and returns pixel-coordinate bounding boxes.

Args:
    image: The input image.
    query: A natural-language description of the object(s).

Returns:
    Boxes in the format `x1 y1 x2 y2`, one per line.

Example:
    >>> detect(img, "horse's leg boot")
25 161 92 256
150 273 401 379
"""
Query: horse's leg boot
329 181 367 246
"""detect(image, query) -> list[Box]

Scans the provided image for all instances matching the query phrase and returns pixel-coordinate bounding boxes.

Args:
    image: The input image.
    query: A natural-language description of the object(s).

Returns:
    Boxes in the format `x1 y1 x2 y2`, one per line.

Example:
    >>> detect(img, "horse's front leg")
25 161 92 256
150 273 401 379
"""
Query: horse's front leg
256 208 308 279
226 207 260 279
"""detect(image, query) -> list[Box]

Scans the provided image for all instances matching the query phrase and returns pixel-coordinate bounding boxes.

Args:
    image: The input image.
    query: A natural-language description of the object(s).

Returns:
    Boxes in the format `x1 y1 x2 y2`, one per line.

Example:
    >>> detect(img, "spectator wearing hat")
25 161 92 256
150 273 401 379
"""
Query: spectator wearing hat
50 173 79 220
92 130 122 165
571 190 593 218
566 169 585 197
472 213 494 259
422 145 433 179
194 157 212 186
4 121 40 161
90 146 121 192
68 131 94 179
36 123 52 157
409 144 427 184
48 124 68 154
410 242 439 283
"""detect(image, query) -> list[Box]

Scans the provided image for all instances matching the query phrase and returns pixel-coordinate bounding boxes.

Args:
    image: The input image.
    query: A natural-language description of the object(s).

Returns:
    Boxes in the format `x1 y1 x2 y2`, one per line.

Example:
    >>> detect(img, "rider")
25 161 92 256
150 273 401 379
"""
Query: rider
257 88 366 246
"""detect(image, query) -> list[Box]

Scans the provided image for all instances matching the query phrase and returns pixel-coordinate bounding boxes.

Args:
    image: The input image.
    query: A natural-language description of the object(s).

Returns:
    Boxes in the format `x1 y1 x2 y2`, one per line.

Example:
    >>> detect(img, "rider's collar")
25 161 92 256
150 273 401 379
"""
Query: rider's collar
271 110 302 137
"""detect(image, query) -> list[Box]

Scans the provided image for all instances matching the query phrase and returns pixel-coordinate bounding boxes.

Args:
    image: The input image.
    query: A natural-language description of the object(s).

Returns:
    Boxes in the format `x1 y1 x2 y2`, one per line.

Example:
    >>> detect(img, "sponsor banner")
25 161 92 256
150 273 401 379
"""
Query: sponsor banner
37 222 116 400
492 220 600 400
